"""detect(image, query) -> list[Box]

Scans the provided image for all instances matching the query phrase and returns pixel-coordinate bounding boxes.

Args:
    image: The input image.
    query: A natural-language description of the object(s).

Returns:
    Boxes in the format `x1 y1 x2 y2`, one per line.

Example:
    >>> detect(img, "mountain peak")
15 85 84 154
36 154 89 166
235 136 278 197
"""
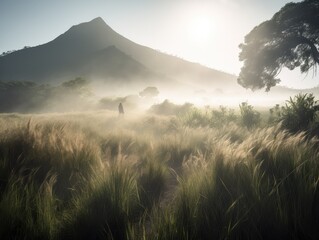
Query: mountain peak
89 17 106 25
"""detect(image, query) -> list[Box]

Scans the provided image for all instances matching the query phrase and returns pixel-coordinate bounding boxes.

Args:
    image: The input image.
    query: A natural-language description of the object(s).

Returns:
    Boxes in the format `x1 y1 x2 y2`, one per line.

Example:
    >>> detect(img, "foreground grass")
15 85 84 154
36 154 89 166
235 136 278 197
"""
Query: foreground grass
0 111 319 239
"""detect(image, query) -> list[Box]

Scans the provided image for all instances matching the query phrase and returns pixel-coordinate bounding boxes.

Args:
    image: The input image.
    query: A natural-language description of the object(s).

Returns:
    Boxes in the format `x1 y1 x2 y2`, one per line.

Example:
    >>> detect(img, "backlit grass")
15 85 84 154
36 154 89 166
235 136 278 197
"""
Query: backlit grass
0 110 319 239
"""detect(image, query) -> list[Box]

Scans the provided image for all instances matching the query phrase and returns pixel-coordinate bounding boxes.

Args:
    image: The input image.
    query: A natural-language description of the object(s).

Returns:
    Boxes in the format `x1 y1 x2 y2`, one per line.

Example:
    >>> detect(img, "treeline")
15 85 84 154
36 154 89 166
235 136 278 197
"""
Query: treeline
0 78 92 112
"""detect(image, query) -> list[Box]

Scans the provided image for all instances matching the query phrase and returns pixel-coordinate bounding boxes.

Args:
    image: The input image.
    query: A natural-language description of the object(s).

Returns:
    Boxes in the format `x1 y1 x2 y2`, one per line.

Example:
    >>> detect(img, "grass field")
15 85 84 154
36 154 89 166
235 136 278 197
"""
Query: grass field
1 109 319 239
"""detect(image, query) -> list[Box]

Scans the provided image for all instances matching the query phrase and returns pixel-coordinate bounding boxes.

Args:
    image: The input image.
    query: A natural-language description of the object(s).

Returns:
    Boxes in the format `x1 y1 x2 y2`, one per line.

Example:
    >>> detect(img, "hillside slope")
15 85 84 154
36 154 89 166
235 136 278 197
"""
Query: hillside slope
0 17 236 89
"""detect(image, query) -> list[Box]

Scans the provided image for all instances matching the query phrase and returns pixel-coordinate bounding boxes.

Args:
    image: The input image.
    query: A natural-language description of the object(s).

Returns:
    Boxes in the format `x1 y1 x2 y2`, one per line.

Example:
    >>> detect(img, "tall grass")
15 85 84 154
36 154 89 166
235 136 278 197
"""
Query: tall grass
61 160 140 240
150 125 319 239
0 173 59 240
0 111 319 239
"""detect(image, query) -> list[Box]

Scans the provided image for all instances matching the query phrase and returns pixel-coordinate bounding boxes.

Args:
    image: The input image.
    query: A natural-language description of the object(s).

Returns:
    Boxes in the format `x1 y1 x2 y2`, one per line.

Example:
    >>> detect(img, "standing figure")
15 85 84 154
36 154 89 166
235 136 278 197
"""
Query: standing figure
118 102 124 116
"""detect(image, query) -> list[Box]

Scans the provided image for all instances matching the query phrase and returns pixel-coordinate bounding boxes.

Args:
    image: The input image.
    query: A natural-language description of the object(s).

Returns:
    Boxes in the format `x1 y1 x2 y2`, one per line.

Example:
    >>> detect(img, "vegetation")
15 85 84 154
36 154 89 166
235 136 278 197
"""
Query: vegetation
139 86 159 98
238 0 319 91
0 77 92 112
281 93 319 133
239 102 261 128
149 99 193 115
268 93 319 135
1 98 319 239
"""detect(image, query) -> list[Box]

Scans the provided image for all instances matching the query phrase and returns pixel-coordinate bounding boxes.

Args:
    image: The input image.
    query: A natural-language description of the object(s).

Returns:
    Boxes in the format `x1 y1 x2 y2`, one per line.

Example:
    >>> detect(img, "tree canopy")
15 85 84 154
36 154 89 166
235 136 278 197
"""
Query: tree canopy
238 0 319 91
139 86 159 98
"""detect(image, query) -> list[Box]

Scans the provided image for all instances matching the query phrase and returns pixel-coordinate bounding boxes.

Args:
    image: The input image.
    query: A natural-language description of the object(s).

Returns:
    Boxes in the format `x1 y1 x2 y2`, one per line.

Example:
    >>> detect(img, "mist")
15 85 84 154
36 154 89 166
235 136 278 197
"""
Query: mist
1 73 317 116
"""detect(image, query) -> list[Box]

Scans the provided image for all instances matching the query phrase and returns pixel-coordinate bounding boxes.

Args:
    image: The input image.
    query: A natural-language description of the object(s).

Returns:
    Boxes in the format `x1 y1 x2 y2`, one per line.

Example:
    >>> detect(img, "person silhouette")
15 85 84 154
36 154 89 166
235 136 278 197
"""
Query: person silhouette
118 102 124 116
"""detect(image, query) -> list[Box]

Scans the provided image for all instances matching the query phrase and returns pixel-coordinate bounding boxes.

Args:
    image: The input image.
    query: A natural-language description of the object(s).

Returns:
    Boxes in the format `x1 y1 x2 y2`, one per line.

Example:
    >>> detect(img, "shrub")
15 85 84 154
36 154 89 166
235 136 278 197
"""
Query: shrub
149 100 193 115
268 104 282 124
280 93 319 133
180 106 237 128
211 106 237 127
239 102 260 128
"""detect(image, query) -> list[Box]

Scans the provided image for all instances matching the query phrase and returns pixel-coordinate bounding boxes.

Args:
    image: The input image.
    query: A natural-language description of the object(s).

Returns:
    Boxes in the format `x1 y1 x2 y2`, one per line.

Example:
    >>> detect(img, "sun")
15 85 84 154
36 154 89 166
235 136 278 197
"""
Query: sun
187 15 213 44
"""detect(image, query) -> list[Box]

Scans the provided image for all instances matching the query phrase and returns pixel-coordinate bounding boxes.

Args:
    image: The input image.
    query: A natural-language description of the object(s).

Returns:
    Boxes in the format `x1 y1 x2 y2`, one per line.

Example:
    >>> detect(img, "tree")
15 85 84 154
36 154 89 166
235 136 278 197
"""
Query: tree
139 87 159 98
238 0 319 91
61 77 92 98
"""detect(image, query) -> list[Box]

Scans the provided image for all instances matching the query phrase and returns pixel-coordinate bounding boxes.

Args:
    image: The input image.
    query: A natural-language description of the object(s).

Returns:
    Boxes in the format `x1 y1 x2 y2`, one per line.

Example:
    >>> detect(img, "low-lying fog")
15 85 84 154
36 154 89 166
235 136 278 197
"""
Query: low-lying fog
92 78 314 112
0 76 317 114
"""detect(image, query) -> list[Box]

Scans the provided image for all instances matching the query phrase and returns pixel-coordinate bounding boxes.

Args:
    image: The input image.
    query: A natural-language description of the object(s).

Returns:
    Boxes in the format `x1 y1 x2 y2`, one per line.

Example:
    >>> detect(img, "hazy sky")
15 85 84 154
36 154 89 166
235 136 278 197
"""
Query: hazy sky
1 0 318 89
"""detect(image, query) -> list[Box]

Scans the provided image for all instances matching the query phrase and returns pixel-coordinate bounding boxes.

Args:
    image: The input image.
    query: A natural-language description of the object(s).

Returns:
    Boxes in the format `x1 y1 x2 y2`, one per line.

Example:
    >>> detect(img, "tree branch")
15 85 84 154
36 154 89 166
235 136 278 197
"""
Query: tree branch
298 36 319 63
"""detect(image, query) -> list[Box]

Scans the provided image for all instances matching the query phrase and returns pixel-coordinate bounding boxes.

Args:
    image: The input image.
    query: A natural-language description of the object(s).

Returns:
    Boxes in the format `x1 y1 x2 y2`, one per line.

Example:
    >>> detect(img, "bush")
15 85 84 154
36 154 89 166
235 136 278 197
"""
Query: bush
239 102 260 128
268 104 282 124
280 93 319 133
211 106 237 127
149 100 193 116
180 106 237 128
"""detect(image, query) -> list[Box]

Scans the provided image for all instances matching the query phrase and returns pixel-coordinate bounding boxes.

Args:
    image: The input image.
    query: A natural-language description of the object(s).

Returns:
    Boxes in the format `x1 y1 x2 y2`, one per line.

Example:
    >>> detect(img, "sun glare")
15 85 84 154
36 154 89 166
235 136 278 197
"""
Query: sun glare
187 15 213 44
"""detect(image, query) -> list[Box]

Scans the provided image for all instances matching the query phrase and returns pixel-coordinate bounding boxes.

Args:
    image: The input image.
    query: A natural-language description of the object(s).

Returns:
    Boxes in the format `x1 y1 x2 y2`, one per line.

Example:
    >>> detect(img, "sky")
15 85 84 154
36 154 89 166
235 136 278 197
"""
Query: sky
1 0 318 89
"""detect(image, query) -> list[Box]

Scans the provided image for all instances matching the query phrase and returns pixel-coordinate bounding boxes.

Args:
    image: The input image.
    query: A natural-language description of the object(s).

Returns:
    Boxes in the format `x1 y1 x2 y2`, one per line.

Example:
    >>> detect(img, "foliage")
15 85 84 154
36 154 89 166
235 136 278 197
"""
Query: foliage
280 93 319 133
139 86 159 98
239 102 261 128
60 77 92 98
181 106 237 128
138 157 169 209
268 104 282 124
62 162 140 240
0 78 93 112
238 0 319 91
152 126 319 239
0 81 50 112
149 99 193 115
0 175 59 240
1 110 319 239
211 106 237 127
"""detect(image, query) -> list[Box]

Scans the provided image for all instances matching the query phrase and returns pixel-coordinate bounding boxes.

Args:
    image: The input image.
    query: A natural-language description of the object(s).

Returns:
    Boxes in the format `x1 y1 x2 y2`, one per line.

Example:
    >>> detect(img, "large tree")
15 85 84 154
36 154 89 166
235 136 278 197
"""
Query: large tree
238 0 319 91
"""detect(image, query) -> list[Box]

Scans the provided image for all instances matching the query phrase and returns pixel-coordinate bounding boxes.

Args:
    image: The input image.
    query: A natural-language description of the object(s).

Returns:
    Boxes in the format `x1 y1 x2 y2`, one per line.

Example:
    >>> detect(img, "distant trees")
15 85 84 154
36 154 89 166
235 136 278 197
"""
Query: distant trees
139 87 159 98
0 46 30 57
0 81 50 112
0 77 93 113
1 50 17 57
149 100 193 115
60 77 92 98
238 0 319 91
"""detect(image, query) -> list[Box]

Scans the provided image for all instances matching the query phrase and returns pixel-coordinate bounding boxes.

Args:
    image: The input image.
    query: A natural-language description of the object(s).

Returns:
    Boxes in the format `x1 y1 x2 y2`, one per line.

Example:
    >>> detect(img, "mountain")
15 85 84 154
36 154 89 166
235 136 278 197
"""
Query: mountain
1 17 315 108
0 17 236 90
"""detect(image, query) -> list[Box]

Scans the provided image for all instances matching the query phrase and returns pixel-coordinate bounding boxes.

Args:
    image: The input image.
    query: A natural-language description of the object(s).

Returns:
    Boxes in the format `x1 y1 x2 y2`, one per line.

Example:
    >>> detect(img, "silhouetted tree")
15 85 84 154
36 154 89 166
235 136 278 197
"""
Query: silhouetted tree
238 0 319 91
139 87 159 98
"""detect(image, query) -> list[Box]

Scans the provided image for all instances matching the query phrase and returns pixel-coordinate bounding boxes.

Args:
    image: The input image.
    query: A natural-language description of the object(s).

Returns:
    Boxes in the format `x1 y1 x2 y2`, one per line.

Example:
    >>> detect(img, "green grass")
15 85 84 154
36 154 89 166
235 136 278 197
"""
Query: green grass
1 110 319 239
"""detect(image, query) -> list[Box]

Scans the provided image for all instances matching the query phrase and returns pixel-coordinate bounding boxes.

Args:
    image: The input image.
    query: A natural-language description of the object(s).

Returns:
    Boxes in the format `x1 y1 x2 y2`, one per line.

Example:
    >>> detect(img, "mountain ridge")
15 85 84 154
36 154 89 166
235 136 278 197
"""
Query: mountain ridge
0 17 237 90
